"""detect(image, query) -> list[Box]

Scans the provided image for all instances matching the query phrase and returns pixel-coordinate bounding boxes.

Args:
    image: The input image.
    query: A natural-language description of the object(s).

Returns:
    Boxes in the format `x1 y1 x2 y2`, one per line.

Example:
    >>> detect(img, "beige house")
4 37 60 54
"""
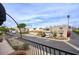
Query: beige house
49 25 72 39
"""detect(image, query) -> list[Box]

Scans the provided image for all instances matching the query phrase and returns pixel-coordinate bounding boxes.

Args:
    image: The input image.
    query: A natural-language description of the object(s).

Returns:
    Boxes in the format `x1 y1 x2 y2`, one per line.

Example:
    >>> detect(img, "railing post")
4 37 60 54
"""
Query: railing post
65 53 67 55
49 48 52 55
45 46 48 55
59 50 61 55
53 49 56 55
41 45 45 55
39 45 42 55
30 43 34 55
35 44 38 55
37 44 40 55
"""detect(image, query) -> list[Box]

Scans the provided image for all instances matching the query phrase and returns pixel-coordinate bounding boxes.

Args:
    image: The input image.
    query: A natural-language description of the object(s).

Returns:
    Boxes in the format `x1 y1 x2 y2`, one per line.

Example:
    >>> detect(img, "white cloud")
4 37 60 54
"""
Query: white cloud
24 19 43 23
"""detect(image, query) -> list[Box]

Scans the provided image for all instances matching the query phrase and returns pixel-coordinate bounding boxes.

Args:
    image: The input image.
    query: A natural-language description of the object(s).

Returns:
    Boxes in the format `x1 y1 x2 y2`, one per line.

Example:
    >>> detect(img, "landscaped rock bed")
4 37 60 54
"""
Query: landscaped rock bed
7 37 30 55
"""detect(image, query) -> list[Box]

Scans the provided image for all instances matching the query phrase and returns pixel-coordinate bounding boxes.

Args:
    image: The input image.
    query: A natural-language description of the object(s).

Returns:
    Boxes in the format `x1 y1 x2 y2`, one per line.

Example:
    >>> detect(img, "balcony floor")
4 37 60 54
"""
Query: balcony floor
0 39 14 55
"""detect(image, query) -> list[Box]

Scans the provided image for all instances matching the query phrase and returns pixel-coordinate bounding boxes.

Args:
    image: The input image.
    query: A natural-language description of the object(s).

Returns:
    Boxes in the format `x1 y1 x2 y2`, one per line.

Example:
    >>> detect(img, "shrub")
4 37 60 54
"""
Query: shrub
13 42 29 51
37 31 46 37
26 31 29 34
21 31 29 34
21 32 26 34
73 29 79 34
53 32 57 38
22 43 29 50
0 32 3 35
13 46 19 50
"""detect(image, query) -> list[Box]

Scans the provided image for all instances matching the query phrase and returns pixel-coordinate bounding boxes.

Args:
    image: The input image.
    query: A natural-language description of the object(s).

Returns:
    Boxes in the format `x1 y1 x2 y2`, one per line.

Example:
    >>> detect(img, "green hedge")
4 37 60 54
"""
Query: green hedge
73 29 79 34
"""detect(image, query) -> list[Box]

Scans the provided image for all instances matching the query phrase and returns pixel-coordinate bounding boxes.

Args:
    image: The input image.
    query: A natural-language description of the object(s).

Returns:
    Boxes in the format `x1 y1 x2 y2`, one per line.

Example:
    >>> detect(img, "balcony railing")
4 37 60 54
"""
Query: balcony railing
6 33 76 55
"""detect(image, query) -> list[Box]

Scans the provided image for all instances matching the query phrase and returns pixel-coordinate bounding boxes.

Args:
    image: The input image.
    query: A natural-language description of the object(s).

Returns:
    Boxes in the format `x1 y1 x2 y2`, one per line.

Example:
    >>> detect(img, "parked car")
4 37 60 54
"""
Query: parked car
45 32 50 38
12 30 16 34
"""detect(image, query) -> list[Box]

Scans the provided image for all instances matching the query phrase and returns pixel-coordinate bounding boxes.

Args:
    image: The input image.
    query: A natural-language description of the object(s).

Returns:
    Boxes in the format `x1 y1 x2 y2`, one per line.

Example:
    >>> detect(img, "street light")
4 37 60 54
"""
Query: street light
67 15 70 28
67 15 71 38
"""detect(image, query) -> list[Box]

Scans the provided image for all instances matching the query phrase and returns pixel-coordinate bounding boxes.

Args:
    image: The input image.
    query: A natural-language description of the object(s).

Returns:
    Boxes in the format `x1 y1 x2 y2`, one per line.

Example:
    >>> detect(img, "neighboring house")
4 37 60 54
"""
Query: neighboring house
29 28 44 35
29 28 51 37
49 25 72 39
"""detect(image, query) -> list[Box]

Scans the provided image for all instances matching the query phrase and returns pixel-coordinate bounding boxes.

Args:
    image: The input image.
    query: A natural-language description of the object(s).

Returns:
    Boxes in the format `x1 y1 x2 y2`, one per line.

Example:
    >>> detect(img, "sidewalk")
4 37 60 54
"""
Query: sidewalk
0 39 14 55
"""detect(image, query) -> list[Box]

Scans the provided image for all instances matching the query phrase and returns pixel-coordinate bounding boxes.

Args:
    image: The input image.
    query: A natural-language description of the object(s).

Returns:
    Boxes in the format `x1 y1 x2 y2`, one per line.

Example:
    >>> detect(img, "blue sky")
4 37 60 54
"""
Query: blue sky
3 3 79 28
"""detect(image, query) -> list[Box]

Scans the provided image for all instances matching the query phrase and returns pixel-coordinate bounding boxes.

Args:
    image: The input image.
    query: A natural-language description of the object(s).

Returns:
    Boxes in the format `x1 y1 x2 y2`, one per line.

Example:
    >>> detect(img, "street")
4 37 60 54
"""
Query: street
68 32 79 47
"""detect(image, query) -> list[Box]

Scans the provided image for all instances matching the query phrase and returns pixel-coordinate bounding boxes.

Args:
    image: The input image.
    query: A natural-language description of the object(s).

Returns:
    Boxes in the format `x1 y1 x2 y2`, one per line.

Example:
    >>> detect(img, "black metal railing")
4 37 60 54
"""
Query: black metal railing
6 33 76 55
24 39 76 55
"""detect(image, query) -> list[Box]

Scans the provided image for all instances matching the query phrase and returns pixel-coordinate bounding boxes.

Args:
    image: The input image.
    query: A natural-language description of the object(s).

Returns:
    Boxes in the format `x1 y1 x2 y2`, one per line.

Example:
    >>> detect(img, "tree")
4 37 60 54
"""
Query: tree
0 26 9 33
33 28 36 30
17 23 27 33
17 23 26 28
10 28 15 30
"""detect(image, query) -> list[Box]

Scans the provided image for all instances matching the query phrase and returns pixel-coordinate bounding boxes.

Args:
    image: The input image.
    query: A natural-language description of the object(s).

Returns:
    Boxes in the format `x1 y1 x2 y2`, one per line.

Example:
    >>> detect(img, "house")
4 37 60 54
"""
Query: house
29 28 44 35
49 25 72 39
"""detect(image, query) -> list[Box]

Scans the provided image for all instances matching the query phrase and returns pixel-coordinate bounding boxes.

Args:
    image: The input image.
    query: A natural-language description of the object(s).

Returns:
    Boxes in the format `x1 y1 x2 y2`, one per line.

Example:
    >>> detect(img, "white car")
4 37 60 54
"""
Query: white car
12 30 16 34
45 33 50 38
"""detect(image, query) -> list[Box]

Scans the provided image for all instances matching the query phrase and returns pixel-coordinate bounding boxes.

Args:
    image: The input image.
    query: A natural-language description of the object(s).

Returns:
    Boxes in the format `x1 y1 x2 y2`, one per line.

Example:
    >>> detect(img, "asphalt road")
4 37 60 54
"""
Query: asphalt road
68 32 79 47
7 33 79 54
